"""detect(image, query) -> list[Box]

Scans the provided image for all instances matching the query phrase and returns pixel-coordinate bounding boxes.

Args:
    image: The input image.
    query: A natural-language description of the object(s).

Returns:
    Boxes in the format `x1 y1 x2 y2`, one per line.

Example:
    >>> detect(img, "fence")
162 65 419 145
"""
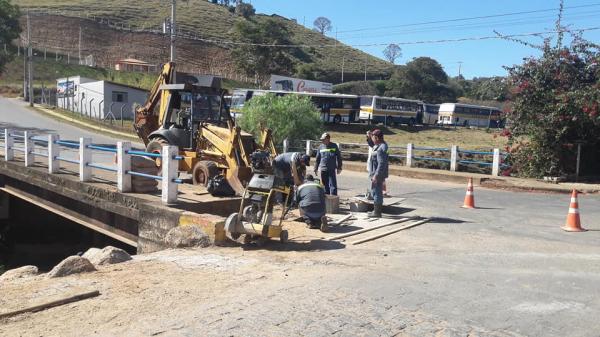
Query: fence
1 129 182 204
301 140 508 176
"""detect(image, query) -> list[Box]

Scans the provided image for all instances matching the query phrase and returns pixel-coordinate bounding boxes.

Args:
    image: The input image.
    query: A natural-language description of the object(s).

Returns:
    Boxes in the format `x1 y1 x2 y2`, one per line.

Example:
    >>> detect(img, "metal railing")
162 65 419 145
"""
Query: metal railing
1 129 182 204
303 140 507 176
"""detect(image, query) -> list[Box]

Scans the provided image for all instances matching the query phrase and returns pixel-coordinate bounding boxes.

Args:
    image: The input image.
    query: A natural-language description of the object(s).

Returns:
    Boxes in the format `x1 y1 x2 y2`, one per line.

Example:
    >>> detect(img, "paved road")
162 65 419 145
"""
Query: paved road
2 96 600 336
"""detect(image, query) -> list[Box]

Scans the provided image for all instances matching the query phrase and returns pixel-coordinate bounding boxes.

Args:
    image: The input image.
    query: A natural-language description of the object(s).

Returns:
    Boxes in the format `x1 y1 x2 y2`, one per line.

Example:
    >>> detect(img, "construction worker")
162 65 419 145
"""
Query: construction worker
273 152 310 188
296 175 327 231
367 129 389 218
313 132 342 195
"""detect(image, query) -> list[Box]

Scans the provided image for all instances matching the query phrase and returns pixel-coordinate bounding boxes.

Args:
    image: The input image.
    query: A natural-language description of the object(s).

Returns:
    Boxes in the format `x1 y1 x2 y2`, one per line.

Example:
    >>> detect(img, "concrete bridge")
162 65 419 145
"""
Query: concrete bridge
0 131 239 253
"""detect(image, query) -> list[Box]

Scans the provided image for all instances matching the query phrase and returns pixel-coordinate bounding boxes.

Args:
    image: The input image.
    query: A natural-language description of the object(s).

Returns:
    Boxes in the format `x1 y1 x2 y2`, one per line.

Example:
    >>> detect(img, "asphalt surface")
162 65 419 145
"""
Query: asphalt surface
2 96 600 336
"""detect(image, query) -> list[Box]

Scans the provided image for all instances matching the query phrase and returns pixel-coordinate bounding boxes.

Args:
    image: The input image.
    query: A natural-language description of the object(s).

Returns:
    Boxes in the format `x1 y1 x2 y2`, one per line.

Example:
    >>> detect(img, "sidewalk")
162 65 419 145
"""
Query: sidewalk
343 161 600 194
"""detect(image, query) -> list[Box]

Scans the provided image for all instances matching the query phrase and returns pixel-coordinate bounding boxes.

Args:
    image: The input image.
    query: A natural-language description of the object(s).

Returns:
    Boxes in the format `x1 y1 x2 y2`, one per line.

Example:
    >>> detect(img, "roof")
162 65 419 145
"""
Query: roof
115 58 156 66
233 89 356 99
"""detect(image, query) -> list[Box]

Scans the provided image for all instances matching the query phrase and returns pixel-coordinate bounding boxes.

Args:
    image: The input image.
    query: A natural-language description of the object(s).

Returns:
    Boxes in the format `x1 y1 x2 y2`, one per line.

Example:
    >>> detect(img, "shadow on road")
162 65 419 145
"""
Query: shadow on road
241 239 345 252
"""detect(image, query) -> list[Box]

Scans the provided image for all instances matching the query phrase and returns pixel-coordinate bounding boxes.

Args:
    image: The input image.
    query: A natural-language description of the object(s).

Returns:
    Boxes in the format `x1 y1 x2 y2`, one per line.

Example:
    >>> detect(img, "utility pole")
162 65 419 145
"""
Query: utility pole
341 56 344 83
458 61 463 77
364 55 367 82
27 11 33 107
78 26 82 65
170 0 176 63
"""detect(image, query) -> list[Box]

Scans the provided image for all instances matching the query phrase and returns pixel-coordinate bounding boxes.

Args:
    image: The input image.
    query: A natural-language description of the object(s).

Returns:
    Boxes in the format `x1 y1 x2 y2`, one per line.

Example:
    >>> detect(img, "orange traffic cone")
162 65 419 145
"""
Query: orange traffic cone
462 178 476 209
562 189 587 232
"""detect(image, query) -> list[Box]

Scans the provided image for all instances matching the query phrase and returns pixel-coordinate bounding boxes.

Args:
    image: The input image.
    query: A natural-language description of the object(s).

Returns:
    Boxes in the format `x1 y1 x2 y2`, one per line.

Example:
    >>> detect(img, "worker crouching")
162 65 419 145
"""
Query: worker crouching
297 175 328 232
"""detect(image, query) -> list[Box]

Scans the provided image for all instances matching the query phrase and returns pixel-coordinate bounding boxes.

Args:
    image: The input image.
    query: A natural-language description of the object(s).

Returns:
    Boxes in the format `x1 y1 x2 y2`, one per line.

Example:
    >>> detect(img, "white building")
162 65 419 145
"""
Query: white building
56 76 148 120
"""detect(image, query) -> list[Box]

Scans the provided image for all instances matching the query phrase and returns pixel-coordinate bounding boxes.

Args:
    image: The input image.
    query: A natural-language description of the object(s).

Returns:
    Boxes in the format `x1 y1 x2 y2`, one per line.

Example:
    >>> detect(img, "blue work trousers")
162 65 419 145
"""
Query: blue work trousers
371 178 384 206
320 170 338 196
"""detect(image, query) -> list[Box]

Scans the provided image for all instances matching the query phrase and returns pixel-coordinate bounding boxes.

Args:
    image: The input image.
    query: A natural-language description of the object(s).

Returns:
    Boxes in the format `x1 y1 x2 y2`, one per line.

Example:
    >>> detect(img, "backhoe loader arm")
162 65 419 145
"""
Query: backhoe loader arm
134 62 175 145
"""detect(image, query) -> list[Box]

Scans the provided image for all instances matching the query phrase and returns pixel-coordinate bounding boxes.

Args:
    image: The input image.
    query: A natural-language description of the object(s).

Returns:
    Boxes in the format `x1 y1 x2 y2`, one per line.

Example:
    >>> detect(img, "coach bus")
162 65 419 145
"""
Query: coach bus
230 89 360 123
421 103 440 125
438 103 504 128
359 96 423 126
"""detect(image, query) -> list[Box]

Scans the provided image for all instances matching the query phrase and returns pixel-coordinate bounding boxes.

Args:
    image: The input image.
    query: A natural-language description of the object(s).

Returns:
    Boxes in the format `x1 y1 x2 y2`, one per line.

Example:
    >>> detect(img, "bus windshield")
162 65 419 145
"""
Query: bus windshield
360 96 374 107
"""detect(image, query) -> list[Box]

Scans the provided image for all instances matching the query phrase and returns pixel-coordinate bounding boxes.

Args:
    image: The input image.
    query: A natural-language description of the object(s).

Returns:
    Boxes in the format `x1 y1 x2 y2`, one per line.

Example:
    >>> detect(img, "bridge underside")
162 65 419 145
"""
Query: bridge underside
0 159 239 253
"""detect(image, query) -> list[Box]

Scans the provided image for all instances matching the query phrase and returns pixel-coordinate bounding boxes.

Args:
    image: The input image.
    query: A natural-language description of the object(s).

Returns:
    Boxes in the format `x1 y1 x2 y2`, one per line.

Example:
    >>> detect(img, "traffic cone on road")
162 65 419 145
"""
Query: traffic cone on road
562 189 587 232
462 178 476 209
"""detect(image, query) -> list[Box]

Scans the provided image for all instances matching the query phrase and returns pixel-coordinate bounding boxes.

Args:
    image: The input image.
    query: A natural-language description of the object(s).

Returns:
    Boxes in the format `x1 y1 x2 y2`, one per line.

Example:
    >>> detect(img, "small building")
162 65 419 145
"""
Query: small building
114 58 158 73
56 76 148 120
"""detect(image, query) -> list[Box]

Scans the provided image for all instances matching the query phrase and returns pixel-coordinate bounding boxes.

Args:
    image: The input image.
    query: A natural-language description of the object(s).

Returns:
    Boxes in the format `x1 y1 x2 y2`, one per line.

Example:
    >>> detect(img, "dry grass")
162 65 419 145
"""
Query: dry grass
325 124 507 150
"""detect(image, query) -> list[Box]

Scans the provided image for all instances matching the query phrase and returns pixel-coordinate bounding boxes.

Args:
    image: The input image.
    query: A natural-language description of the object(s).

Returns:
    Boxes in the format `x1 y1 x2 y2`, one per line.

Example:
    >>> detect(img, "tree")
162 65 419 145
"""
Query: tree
313 17 332 35
0 0 21 73
386 57 458 103
231 18 296 86
503 36 600 178
238 94 323 145
383 44 402 64
235 2 255 19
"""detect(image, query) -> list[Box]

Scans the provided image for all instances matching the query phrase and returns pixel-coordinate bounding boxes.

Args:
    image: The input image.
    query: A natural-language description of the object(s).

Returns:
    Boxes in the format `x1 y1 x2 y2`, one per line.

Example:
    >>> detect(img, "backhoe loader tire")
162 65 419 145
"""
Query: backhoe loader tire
145 137 169 171
192 161 219 186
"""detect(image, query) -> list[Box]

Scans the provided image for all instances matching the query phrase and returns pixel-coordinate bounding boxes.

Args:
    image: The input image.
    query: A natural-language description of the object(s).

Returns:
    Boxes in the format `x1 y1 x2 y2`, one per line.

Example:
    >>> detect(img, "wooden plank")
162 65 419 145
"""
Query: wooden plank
0 187 137 247
351 219 430 245
0 290 100 319
326 217 415 241
330 214 353 226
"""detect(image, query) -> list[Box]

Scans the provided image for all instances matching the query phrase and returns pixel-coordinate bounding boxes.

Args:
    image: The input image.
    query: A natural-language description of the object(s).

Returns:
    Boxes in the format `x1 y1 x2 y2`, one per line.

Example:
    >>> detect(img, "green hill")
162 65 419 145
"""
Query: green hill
12 0 393 83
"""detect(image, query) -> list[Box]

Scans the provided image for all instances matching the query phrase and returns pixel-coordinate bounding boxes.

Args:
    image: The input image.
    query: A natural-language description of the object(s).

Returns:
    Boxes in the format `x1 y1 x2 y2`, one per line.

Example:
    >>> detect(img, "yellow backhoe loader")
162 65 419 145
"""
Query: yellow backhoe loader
134 62 276 195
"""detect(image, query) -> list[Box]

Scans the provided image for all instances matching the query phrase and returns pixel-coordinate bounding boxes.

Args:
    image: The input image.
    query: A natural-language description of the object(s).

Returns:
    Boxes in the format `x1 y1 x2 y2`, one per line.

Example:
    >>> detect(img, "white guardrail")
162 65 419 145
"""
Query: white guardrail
1 129 181 204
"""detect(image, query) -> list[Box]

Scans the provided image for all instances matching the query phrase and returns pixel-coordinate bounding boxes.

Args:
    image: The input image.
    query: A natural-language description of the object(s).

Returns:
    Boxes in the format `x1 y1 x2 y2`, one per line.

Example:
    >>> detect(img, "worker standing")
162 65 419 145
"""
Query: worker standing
296 175 328 231
313 133 342 195
367 129 389 218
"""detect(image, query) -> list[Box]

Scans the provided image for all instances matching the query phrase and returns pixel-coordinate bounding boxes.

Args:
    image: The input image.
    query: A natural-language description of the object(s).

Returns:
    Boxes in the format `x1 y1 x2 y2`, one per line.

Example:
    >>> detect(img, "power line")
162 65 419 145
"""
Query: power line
336 3 600 34
340 10 600 40
181 26 600 48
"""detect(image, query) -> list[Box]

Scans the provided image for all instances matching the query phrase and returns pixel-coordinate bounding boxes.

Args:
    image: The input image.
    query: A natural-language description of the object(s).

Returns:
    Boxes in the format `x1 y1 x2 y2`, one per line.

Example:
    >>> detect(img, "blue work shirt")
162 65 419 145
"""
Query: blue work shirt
314 143 342 172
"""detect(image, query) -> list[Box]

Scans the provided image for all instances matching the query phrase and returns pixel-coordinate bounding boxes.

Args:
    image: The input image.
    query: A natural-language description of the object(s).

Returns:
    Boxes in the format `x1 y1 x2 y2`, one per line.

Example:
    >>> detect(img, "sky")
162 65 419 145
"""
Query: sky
248 0 600 79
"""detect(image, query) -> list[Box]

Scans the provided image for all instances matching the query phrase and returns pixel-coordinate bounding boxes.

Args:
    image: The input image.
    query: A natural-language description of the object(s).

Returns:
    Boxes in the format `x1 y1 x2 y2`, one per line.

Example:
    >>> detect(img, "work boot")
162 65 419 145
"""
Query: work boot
320 216 329 233
367 204 382 218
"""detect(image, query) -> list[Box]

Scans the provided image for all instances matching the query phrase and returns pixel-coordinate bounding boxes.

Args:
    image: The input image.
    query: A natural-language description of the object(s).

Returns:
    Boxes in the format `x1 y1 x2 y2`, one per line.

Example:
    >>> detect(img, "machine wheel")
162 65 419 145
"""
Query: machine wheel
192 160 219 186
145 137 169 170
333 114 342 124
279 230 289 243
408 118 416 127
224 213 241 241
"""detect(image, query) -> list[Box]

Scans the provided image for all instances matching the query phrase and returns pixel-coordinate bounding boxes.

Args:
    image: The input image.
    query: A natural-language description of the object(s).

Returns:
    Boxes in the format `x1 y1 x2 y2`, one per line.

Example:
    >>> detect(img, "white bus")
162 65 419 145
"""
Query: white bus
359 96 423 126
438 103 504 128
421 103 440 125
230 89 360 123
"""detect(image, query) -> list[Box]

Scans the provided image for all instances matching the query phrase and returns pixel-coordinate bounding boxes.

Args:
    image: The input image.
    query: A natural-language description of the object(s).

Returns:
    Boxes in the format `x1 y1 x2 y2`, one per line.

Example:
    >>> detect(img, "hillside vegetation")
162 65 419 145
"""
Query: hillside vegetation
12 0 392 83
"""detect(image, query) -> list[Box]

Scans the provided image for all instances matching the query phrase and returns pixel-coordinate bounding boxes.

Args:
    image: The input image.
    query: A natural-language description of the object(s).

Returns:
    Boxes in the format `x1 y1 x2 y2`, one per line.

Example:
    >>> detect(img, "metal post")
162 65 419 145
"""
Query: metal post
162 145 178 204
89 98 94 118
576 143 582 182
24 131 34 167
283 138 289 153
4 129 13 161
170 0 176 62
450 145 458 172
305 140 311 156
492 149 500 176
406 143 413 167
27 11 33 107
79 137 92 182
120 104 126 126
117 142 131 192
48 134 59 173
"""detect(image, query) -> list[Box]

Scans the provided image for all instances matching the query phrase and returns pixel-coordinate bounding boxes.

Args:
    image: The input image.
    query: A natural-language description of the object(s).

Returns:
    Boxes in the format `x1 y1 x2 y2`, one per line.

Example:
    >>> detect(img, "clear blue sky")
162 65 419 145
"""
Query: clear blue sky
248 0 600 79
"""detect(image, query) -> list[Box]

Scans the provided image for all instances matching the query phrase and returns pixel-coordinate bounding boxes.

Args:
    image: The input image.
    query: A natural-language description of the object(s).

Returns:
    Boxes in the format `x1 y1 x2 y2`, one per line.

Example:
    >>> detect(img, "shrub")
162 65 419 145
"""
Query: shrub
238 93 323 145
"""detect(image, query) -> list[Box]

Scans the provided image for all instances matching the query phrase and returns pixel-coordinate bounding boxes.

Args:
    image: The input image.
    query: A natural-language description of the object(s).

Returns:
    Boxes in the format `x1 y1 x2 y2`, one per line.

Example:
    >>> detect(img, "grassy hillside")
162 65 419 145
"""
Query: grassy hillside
12 0 392 82
0 53 255 94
